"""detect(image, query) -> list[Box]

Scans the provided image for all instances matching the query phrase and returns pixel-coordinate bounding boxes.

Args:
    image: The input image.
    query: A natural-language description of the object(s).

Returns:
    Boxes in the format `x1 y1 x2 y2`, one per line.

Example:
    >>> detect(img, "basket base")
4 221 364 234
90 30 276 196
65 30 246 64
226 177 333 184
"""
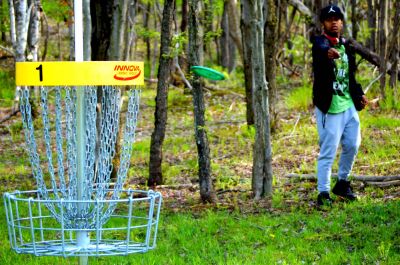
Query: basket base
16 240 151 257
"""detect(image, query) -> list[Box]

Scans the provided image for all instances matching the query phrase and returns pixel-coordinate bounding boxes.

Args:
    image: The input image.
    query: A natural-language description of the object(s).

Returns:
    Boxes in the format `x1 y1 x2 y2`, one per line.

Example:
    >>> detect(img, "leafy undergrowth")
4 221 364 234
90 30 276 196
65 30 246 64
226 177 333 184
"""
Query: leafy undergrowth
0 75 399 264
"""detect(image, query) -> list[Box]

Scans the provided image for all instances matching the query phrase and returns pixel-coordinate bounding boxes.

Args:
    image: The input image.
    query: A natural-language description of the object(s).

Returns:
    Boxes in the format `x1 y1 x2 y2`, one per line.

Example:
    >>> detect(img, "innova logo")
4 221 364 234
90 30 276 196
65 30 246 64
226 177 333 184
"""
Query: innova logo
113 65 142 81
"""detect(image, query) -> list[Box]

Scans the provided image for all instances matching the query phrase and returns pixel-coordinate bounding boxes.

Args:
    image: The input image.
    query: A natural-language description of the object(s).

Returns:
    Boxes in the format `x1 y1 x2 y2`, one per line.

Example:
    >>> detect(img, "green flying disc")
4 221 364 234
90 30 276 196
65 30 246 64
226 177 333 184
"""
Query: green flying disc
190 66 225 81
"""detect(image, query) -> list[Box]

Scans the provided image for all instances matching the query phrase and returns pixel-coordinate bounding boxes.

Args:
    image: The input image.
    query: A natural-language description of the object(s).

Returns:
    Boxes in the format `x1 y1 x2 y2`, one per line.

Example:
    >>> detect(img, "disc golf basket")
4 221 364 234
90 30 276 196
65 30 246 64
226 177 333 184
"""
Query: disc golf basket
3 61 162 263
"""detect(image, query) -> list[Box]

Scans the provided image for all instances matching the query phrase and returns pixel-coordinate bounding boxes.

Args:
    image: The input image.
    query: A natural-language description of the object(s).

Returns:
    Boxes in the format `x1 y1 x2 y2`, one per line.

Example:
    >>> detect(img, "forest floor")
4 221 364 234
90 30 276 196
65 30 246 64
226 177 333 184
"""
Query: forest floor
0 69 399 264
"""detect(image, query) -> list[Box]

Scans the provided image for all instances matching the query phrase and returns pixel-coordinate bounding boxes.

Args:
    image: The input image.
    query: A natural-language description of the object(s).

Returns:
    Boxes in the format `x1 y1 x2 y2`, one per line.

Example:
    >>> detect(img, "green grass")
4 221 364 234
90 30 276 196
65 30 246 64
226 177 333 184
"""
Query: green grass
0 71 15 107
285 82 313 112
1 200 399 264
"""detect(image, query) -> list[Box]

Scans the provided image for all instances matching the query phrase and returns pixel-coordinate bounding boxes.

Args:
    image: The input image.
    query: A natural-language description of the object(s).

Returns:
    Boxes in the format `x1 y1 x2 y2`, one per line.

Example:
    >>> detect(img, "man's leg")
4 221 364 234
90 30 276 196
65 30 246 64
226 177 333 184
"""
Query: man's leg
315 108 344 193
333 106 360 201
338 106 361 180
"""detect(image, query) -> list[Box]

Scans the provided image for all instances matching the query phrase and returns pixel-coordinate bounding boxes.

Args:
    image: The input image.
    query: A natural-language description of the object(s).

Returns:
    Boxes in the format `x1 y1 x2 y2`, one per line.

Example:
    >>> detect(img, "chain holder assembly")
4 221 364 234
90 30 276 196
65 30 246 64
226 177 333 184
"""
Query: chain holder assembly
4 62 162 263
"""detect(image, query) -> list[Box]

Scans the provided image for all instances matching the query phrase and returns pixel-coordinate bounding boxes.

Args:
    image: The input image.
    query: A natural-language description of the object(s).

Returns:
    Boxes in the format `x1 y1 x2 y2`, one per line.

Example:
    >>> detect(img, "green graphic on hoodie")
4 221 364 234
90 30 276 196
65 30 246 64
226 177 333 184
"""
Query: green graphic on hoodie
328 44 354 114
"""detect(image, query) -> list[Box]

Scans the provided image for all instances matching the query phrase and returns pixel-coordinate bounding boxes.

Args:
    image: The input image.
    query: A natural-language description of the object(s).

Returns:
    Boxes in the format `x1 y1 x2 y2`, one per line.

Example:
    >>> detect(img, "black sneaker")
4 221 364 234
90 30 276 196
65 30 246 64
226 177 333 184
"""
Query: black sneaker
332 179 357 201
317 192 333 206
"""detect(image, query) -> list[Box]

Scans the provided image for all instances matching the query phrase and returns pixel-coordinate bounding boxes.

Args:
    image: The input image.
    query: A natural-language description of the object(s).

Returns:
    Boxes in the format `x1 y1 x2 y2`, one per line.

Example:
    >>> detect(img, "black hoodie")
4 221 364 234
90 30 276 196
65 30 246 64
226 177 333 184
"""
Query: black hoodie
311 35 365 114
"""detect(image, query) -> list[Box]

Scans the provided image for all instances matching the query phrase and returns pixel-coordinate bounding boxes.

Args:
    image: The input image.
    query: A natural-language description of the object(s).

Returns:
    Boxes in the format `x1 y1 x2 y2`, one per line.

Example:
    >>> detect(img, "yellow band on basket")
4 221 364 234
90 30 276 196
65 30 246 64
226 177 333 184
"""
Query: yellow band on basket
16 61 144 86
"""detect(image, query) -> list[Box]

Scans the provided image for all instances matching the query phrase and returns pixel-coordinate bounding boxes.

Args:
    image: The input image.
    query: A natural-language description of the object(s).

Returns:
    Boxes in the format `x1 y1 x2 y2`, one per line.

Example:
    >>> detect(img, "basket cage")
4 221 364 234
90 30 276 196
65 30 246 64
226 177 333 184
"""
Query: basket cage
3 86 162 257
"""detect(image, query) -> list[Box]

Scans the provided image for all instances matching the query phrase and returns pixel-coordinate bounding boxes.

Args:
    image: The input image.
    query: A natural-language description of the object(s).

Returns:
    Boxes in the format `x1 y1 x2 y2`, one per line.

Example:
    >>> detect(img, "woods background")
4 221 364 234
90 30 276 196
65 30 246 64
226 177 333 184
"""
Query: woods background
0 0 398 202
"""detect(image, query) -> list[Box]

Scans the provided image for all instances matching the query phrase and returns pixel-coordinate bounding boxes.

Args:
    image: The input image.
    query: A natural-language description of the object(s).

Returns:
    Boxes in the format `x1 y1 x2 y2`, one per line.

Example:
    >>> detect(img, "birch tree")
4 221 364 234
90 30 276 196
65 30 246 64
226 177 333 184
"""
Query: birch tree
10 0 32 62
83 0 91 60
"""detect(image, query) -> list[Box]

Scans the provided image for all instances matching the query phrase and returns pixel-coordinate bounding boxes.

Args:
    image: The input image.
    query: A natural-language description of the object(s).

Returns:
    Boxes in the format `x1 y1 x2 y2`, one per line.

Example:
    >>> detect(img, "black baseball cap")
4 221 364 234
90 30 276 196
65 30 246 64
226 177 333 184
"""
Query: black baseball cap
319 5 344 22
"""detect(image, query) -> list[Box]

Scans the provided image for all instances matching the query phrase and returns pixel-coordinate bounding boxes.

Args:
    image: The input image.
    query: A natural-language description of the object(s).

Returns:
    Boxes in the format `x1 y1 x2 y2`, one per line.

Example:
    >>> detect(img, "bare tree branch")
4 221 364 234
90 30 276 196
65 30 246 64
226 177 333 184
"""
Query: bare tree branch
0 45 15 56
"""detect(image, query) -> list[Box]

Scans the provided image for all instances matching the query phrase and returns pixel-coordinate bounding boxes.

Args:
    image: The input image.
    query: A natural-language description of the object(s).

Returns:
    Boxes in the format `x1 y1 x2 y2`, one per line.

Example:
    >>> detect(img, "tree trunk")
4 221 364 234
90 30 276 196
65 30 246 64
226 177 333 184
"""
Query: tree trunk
8 0 17 51
150 11 158 79
366 0 376 51
189 0 216 203
143 3 151 62
0 0 6 41
124 0 137 60
10 0 31 109
148 0 175 187
27 0 41 99
219 2 229 68
242 0 273 199
69 0 74 60
350 0 358 40
227 0 243 62
388 0 399 93
181 0 188 32
90 0 112 61
14 0 31 62
110 0 121 60
378 0 387 99
203 0 214 63
27 0 40 61
240 0 254 126
118 0 128 60
179 0 189 75
83 0 91 61
264 0 278 132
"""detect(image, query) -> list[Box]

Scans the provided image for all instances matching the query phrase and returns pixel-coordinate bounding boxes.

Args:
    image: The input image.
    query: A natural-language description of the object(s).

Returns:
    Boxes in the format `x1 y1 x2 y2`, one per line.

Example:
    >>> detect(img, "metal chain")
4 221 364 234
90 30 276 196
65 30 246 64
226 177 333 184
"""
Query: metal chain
19 86 141 229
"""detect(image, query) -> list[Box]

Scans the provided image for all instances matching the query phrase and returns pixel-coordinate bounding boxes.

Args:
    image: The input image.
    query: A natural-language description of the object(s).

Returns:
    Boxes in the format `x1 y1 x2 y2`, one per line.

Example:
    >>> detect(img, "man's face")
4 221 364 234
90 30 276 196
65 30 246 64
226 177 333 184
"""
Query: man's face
322 16 343 36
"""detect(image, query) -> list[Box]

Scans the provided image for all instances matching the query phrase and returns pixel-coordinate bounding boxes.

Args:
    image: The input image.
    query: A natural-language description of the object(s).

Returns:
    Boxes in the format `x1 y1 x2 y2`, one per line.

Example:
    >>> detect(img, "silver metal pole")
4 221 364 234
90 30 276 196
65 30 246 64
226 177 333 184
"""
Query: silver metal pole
74 0 89 264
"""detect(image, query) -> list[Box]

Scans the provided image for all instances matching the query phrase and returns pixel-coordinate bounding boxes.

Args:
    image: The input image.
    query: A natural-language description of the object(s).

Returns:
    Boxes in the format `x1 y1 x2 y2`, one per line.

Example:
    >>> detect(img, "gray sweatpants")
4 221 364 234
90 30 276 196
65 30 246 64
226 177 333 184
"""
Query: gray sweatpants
315 106 361 192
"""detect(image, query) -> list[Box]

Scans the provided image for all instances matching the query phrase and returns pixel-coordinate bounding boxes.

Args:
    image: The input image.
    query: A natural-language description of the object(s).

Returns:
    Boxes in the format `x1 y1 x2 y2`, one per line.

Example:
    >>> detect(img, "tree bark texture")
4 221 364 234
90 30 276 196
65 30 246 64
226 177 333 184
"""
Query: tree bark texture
0 0 6 41
350 0 358 40
388 0 399 92
14 0 31 62
226 0 243 63
27 0 40 61
90 0 112 60
240 0 254 126
366 0 376 51
378 0 386 99
180 0 188 32
263 0 278 131
219 2 230 69
69 0 74 60
110 0 121 60
189 0 216 203
242 0 273 199
83 0 91 61
124 0 137 60
148 0 175 186
8 0 17 50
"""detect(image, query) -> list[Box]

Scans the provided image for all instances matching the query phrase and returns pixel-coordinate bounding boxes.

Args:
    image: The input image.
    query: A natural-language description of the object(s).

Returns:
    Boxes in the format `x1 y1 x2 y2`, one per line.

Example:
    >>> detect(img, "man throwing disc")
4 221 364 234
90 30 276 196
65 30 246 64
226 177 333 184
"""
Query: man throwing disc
312 5 368 206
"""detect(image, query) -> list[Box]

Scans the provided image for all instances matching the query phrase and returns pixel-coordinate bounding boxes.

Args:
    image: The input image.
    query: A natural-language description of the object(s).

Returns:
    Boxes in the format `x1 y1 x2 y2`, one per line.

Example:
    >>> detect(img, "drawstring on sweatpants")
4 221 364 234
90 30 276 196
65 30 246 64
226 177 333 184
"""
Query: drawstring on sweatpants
322 114 327 128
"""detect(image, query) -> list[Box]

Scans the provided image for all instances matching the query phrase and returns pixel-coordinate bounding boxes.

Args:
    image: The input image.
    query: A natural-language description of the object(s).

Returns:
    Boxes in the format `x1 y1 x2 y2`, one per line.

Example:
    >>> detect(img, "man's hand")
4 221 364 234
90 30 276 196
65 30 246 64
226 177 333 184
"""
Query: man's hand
360 95 369 109
327 48 340 59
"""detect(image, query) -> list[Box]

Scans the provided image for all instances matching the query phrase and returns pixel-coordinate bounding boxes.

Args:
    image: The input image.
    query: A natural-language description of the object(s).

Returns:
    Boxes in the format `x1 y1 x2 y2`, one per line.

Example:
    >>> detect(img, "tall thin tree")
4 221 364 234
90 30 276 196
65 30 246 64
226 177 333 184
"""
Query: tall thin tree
188 0 216 203
378 0 387 99
148 0 175 186
240 0 254 125
263 0 278 131
388 0 399 94
241 0 273 199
